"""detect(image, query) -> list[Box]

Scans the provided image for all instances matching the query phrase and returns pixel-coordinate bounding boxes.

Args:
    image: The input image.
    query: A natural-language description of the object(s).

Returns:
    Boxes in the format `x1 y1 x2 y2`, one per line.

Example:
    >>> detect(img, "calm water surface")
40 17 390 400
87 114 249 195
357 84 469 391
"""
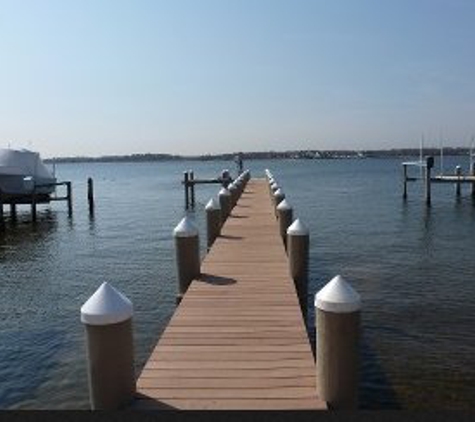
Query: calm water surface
0 158 474 409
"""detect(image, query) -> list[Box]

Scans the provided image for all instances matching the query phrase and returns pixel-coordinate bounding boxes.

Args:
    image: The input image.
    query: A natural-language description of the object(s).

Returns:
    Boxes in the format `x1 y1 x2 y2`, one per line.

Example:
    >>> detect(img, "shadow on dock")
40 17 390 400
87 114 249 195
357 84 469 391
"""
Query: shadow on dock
219 234 243 240
197 273 237 286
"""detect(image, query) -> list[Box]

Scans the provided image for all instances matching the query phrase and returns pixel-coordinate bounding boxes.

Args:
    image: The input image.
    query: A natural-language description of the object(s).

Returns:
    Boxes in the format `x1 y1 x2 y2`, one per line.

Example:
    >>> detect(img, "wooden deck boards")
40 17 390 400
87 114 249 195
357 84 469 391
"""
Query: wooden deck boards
131 179 325 410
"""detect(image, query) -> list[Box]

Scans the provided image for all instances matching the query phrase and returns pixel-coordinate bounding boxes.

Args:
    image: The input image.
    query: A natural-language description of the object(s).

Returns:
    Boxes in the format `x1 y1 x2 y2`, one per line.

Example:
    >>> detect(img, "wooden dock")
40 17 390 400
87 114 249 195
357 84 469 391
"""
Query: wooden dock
131 179 326 410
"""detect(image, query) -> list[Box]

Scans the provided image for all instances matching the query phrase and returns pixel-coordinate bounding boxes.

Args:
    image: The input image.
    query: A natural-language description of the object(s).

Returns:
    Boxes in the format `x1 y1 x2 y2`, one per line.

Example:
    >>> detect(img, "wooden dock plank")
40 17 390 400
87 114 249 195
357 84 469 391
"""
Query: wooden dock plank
133 179 325 410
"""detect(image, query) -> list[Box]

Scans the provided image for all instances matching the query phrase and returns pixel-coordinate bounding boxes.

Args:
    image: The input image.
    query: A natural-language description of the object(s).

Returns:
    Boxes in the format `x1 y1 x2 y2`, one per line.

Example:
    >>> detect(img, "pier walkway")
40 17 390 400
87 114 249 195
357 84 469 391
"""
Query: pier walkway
131 179 325 410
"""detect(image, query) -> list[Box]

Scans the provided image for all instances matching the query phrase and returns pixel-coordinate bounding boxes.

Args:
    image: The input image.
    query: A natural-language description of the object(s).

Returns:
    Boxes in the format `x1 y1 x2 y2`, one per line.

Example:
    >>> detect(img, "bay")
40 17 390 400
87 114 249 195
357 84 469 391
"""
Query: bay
0 157 474 409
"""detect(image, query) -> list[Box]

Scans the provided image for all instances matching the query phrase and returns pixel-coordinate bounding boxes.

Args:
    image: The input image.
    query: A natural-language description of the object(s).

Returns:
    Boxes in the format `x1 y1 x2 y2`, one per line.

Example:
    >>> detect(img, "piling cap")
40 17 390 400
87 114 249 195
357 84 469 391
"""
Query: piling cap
229 183 238 191
173 216 199 237
315 275 361 313
81 282 133 325
274 188 284 197
271 182 279 190
219 187 231 197
277 198 291 211
287 218 309 236
205 198 221 211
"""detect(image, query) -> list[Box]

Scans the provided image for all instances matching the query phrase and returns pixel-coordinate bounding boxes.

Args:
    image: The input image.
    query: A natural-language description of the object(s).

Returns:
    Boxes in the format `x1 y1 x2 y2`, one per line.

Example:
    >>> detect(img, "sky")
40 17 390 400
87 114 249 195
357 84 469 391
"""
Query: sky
1 0 475 157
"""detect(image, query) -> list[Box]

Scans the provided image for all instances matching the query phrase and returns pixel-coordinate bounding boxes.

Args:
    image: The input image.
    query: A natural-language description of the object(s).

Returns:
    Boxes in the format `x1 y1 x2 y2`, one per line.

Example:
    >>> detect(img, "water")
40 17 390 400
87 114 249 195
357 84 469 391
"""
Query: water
0 158 474 409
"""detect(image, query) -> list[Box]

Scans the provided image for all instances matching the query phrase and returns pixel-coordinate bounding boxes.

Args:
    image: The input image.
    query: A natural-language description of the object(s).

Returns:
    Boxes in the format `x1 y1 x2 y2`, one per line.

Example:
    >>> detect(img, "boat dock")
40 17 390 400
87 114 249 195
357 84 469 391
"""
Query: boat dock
80 171 362 411
131 178 326 410
402 157 475 204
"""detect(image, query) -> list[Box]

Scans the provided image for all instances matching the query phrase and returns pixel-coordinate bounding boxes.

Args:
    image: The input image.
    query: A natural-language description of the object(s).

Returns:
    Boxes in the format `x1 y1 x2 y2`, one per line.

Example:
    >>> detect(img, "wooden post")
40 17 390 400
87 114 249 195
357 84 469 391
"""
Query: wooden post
315 275 361 409
402 164 408 199
425 157 433 206
31 189 37 222
189 171 195 208
184 172 189 209
287 219 309 319
173 216 200 303
455 165 462 198
66 182 73 215
218 187 232 222
205 198 221 249
276 199 293 249
10 203 17 221
228 182 238 208
81 282 135 410
87 178 95 215
270 182 279 198
268 178 274 196
472 163 475 199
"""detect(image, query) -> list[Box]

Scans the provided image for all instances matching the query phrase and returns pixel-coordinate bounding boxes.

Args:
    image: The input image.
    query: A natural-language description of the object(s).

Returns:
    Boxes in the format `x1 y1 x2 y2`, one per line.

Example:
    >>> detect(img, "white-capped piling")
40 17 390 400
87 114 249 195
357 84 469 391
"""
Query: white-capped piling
267 178 275 195
205 198 221 249
315 275 361 410
228 182 239 208
287 219 309 318
219 187 232 221
173 216 200 302
235 177 244 196
276 199 293 248
273 188 285 215
81 282 135 410
455 165 462 198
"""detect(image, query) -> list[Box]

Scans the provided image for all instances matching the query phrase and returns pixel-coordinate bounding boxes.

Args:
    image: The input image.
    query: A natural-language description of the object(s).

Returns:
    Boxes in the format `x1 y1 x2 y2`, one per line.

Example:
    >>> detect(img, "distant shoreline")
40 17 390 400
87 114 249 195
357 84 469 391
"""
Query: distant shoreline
44 147 472 164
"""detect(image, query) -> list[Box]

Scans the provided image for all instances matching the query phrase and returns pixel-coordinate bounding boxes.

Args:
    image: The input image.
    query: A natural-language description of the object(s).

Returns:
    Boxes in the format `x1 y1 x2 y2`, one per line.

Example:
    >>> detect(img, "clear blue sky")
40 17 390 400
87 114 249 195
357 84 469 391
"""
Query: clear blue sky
1 0 475 157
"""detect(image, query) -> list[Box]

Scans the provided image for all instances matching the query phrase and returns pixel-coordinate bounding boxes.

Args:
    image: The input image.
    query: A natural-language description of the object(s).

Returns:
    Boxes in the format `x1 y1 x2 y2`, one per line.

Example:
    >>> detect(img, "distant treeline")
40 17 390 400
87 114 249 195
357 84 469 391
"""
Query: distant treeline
44 147 472 164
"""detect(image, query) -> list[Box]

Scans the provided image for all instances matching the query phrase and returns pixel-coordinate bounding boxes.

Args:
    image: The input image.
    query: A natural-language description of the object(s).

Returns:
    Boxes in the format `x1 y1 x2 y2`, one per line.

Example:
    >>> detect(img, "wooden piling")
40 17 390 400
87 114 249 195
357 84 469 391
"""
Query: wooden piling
88 178 95 214
276 199 293 248
205 198 221 249
455 165 462 198
173 216 200 303
218 187 232 222
184 172 190 209
10 203 17 221
315 275 361 410
425 157 433 206
472 163 475 199
273 188 285 215
190 171 195 208
402 164 408 199
31 190 37 222
287 219 309 320
81 282 135 410
66 182 73 215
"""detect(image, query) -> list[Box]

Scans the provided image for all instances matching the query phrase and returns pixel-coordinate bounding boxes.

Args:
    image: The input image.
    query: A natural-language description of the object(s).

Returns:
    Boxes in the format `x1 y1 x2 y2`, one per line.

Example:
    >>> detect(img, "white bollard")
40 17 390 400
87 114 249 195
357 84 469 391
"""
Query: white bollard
173 216 200 302
218 187 232 221
273 188 285 214
205 198 221 249
276 199 293 247
315 275 361 410
81 282 135 410
287 219 309 317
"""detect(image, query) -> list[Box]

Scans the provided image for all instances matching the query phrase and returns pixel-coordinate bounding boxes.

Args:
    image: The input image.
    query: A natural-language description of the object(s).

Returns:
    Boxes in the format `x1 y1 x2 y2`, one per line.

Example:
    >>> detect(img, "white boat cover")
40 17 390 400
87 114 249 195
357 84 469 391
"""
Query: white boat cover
0 148 56 195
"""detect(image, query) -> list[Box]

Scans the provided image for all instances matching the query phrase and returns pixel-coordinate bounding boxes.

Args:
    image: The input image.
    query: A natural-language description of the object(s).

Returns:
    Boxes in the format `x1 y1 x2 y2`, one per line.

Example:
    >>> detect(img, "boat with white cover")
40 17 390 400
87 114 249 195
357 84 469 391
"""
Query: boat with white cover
0 148 56 199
